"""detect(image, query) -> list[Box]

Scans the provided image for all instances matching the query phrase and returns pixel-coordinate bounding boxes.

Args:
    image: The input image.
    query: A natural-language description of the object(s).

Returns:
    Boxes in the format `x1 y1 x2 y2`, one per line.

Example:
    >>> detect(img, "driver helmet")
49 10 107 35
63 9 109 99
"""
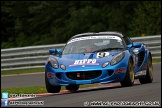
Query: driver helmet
86 47 92 52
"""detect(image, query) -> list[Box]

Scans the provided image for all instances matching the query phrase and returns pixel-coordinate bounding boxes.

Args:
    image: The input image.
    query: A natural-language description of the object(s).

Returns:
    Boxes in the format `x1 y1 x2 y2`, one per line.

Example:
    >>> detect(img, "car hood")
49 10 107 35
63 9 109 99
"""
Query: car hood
54 50 124 69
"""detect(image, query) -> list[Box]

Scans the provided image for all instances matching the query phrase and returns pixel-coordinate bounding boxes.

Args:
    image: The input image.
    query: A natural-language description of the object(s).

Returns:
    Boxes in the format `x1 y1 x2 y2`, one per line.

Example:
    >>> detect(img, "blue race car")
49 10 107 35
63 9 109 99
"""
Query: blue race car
45 32 153 93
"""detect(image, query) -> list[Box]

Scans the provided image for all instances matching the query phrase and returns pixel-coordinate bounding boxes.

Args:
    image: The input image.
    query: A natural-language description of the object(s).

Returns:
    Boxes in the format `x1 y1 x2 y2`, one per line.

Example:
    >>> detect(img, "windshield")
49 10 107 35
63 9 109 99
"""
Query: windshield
62 35 125 54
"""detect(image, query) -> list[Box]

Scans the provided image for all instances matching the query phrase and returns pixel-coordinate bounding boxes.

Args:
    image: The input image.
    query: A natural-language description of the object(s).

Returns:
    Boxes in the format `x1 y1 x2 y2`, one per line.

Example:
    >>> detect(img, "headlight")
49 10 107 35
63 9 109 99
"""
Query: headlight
48 57 58 69
110 52 125 65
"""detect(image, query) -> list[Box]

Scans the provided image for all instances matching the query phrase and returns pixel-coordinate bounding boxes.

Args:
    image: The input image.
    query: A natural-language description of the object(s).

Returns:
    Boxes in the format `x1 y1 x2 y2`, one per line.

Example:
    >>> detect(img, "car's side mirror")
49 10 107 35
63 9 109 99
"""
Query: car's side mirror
126 44 133 49
49 49 62 56
56 49 62 55
49 49 56 55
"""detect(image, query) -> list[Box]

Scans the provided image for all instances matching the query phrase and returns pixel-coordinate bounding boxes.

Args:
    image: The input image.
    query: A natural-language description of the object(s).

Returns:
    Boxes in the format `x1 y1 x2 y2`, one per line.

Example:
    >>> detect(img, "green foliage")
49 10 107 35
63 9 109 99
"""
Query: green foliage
1 1 161 49
129 1 161 36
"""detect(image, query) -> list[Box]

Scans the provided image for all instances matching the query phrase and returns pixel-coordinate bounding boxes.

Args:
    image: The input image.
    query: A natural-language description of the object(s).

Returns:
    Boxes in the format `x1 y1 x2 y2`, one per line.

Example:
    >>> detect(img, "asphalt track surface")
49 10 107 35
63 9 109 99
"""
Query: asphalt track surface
1 63 161 107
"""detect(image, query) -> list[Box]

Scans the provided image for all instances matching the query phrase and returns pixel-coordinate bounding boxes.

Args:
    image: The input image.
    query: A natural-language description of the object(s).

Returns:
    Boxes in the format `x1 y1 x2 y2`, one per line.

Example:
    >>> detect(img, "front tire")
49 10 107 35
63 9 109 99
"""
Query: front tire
120 59 134 87
66 84 79 91
139 55 153 84
45 72 61 93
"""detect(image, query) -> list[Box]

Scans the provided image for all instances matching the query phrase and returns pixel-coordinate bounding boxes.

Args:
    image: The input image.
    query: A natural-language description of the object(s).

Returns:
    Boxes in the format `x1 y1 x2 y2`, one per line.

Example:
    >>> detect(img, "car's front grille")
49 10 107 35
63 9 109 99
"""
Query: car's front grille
138 51 145 66
66 70 102 80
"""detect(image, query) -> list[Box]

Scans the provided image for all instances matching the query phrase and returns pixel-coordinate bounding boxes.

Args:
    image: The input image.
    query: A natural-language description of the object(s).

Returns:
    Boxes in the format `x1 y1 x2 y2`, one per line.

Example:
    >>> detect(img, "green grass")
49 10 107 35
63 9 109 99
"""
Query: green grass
1 86 47 95
1 84 101 96
152 58 161 63
1 68 45 75
1 58 161 75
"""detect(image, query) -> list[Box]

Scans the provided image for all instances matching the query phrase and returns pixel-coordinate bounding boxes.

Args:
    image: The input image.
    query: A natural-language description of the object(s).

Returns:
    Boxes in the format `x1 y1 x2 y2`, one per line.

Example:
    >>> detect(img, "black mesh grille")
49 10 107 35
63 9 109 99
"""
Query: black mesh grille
138 51 145 66
66 70 102 80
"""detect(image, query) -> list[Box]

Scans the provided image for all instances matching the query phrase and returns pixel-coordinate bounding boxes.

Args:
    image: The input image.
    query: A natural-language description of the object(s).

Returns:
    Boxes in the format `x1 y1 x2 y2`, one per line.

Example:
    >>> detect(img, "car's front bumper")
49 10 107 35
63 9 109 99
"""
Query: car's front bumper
45 61 128 86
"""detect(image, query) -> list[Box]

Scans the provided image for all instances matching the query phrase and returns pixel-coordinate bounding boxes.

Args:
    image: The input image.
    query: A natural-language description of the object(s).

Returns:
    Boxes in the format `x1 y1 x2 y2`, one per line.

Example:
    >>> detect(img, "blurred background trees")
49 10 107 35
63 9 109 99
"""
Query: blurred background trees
1 1 161 48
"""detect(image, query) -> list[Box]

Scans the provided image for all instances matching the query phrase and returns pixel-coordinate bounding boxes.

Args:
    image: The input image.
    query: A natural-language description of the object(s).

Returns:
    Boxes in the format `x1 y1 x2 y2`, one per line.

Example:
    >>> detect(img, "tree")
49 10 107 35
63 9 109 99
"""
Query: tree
129 1 161 36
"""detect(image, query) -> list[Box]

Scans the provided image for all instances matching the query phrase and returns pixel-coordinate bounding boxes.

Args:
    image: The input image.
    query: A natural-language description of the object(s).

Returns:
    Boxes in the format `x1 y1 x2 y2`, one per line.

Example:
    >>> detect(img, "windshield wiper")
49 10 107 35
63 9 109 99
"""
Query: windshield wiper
93 47 124 52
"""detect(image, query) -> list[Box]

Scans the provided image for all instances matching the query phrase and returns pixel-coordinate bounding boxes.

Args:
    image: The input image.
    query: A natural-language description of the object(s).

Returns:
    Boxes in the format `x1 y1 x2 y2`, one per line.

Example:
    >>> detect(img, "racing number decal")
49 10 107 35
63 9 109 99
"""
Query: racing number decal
97 52 109 58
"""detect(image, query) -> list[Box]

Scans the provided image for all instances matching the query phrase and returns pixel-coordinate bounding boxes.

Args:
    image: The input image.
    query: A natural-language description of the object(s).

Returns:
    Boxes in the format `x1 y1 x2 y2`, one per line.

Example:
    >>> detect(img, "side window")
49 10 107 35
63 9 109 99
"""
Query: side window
123 37 132 45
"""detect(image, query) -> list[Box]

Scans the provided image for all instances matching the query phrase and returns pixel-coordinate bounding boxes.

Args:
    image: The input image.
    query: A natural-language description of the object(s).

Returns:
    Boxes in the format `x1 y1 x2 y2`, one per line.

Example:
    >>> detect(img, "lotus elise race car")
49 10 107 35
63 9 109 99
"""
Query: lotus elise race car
45 32 153 93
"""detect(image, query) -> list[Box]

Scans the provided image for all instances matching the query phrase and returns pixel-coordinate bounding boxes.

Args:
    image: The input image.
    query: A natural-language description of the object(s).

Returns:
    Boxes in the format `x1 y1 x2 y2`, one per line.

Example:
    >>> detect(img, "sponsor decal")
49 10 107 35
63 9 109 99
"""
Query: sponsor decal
114 67 126 74
69 59 99 67
68 36 122 44
97 52 109 58
135 70 146 77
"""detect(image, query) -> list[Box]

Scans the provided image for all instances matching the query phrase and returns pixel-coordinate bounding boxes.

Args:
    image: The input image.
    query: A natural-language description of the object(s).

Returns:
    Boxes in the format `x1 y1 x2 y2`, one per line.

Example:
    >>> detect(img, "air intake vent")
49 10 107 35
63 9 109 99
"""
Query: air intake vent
66 70 102 80
138 51 145 66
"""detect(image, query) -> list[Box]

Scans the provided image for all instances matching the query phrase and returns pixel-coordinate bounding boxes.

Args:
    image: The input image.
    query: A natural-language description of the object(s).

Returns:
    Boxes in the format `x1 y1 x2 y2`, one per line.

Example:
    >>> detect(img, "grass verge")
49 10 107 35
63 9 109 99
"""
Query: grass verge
1 84 101 95
1 68 45 75
152 58 161 63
